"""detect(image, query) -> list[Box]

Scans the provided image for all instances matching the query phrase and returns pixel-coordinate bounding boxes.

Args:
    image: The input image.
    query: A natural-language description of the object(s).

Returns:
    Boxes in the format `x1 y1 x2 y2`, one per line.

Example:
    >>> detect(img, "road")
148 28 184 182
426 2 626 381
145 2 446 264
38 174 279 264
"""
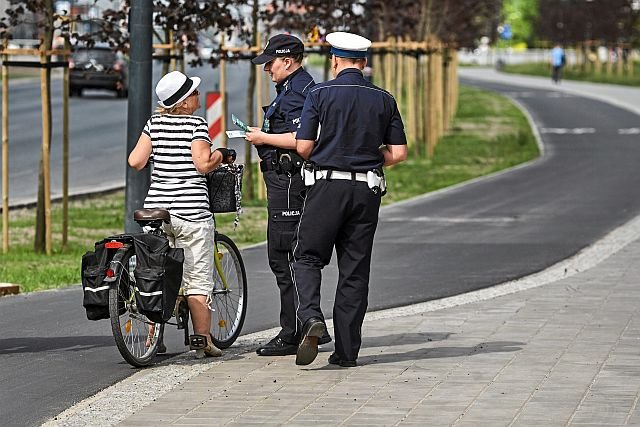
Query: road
2 74 640 425
0 61 323 206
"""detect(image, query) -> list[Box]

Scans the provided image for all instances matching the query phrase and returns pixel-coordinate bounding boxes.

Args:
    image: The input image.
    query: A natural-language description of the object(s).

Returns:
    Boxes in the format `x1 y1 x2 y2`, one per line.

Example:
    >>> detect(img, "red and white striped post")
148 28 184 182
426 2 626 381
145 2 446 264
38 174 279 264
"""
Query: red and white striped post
206 91 225 147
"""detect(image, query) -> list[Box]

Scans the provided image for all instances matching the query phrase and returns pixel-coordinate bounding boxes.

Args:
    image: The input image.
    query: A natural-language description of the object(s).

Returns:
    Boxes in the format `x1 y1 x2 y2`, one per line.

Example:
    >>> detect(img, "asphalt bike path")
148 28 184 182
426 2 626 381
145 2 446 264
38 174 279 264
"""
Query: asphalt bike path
52 71 640 426
1 70 639 425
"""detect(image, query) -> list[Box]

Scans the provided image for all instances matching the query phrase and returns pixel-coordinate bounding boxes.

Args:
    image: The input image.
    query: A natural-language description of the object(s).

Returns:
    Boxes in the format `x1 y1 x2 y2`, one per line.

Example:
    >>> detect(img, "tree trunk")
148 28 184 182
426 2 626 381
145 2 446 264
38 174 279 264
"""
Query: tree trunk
244 0 259 200
419 0 433 41
34 0 54 254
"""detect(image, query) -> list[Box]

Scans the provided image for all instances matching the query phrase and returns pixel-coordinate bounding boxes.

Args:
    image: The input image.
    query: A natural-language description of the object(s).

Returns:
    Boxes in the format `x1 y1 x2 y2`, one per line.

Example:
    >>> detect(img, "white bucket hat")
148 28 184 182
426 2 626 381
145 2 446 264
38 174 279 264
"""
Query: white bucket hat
155 70 201 108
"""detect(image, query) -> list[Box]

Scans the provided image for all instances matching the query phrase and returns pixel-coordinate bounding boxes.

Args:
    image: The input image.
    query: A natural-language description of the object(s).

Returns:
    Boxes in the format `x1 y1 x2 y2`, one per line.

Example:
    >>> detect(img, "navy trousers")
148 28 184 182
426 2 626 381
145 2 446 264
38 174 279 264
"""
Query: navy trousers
292 178 381 361
264 170 306 344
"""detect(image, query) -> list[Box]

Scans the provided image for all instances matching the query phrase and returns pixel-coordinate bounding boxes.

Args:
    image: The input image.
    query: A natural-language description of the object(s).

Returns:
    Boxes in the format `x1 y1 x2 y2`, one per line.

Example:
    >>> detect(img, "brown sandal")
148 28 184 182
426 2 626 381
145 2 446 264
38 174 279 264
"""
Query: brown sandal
189 334 222 358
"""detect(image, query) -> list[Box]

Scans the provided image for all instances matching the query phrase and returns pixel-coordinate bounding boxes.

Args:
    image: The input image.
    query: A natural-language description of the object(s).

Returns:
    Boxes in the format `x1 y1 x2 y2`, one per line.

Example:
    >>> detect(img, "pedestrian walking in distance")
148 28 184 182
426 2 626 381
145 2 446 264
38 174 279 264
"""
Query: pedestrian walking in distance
292 32 408 367
551 43 565 84
247 34 331 357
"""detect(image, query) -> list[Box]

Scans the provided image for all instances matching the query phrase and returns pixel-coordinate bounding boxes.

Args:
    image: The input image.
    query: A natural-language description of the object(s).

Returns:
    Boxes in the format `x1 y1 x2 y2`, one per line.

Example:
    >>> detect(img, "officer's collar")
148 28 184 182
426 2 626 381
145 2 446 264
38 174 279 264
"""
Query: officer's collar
276 67 304 93
336 67 363 78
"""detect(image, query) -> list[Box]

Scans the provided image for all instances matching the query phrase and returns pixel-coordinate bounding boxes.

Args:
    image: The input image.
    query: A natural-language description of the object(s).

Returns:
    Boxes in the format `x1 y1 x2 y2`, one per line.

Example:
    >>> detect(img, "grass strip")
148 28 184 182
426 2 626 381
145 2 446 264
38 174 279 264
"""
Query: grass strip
0 85 538 292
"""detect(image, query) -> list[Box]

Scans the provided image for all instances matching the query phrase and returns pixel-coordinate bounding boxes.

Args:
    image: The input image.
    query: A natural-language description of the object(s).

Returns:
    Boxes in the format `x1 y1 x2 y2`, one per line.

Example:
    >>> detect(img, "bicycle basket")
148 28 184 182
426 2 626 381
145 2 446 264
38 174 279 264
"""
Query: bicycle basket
206 164 244 214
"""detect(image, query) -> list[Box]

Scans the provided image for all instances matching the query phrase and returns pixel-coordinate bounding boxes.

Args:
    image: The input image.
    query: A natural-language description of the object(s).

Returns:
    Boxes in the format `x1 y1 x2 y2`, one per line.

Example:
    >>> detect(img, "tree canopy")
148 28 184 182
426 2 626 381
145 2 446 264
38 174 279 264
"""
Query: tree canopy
534 0 639 46
264 0 502 48
502 0 539 46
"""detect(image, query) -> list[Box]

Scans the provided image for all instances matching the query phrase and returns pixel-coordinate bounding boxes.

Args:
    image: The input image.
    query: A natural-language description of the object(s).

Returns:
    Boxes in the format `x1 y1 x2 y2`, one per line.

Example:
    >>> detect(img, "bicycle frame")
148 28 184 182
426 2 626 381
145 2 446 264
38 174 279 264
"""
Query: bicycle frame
213 236 230 291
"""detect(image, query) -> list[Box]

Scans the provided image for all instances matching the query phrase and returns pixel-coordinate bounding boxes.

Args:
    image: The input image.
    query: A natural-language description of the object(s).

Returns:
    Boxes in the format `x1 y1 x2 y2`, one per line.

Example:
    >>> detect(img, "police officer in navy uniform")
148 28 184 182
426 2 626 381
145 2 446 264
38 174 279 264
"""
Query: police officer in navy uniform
247 34 331 356
292 32 408 367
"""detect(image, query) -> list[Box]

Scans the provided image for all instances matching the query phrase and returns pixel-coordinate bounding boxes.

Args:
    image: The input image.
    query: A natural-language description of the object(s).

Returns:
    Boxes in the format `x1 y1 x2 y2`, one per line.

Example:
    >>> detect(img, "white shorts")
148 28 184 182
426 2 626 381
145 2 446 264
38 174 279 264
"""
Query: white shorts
162 215 215 296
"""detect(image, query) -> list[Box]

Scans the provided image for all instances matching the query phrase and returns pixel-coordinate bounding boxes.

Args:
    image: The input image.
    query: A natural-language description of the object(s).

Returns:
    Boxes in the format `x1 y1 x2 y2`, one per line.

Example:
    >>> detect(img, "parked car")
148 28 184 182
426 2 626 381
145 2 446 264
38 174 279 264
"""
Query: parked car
69 46 128 98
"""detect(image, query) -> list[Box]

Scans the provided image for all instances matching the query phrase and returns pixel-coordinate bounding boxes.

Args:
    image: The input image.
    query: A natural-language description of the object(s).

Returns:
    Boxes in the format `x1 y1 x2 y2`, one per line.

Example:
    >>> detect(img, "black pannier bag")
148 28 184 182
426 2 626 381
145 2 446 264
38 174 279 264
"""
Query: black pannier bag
132 233 184 323
206 164 244 213
81 240 110 320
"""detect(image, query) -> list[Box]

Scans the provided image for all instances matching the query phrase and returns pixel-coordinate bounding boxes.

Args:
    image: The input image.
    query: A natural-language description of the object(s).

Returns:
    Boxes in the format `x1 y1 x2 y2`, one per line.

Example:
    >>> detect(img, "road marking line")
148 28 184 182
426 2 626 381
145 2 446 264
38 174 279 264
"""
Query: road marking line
619 128 640 135
540 128 596 134
382 216 517 224
505 92 573 98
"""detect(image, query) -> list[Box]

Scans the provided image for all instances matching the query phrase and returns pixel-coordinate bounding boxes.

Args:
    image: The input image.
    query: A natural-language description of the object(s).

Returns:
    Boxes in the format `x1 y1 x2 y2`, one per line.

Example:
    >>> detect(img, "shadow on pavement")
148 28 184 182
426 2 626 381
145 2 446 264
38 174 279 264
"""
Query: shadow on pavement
310 340 524 370
358 340 524 366
362 331 453 347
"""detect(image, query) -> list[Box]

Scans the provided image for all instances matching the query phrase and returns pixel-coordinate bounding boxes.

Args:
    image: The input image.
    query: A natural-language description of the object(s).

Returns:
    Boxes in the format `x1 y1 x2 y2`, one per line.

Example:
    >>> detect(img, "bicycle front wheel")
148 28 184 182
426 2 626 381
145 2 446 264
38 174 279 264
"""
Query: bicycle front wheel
109 250 164 367
209 233 247 349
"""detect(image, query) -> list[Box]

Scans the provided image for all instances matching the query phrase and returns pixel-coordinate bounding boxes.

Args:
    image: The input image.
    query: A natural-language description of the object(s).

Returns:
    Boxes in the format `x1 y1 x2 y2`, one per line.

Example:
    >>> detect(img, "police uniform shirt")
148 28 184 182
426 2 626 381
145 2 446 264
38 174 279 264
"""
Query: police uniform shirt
258 67 315 162
296 68 407 172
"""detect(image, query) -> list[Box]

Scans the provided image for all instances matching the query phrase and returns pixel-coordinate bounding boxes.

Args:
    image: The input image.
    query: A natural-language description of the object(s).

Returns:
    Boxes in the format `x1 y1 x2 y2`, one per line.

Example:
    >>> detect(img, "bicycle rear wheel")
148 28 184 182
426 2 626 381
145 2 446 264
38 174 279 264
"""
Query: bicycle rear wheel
209 233 247 349
109 250 164 367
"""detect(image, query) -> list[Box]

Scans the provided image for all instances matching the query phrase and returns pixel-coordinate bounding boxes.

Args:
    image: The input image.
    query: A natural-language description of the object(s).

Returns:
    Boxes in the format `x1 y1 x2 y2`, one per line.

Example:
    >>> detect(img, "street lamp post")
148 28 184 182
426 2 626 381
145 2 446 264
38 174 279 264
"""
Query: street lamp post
124 0 152 233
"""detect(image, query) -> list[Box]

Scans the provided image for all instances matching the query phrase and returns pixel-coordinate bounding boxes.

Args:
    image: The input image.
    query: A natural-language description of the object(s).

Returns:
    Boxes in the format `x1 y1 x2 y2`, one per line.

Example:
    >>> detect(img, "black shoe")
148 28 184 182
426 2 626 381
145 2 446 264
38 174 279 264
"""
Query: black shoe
256 336 298 356
295 317 327 366
157 341 167 354
328 352 357 367
318 332 332 345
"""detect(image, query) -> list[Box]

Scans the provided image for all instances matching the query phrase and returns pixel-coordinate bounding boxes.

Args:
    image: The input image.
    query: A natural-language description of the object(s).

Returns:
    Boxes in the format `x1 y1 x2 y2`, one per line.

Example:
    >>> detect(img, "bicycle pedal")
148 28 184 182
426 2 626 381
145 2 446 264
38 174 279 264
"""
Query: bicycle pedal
189 334 207 350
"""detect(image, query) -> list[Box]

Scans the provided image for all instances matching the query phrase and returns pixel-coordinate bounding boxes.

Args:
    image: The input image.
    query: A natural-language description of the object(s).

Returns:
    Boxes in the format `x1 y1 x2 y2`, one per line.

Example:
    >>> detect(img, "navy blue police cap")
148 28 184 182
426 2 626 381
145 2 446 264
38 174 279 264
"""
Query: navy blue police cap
252 34 304 65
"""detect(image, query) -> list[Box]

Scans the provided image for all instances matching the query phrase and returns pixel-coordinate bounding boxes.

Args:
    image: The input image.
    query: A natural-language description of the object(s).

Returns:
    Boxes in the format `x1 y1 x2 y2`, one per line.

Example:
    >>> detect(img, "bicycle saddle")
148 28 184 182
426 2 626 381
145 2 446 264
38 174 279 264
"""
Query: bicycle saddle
134 208 171 223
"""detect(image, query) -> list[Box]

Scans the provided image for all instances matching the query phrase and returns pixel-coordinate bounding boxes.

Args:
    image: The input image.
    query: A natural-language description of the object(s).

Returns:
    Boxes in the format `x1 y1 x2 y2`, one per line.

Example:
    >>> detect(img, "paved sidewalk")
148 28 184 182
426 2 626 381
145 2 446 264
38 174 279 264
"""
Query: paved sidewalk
117 237 639 426
122 241 640 426
49 215 640 426
47 71 640 426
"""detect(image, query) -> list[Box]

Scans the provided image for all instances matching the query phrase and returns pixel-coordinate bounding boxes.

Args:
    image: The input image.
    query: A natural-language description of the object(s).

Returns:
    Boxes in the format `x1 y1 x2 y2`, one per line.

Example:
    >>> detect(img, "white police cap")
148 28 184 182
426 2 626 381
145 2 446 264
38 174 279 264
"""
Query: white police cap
326 32 371 58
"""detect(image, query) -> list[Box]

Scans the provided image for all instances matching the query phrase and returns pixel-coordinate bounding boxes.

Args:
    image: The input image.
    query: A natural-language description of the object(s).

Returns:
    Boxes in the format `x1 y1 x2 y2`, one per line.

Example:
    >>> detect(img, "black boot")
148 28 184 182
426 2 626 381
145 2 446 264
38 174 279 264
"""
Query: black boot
295 317 327 366
256 336 298 356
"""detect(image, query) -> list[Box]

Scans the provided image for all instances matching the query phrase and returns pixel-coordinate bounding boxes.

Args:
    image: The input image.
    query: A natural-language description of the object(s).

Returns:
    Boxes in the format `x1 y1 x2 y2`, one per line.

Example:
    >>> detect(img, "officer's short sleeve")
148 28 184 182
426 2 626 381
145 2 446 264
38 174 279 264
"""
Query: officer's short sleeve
282 91 306 133
384 102 407 145
296 94 319 140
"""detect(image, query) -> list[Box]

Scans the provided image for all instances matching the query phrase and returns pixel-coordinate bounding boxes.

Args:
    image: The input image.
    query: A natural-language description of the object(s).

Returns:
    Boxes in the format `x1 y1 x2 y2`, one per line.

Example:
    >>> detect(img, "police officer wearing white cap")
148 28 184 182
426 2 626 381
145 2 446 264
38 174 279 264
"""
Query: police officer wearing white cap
292 32 408 367
247 34 331 357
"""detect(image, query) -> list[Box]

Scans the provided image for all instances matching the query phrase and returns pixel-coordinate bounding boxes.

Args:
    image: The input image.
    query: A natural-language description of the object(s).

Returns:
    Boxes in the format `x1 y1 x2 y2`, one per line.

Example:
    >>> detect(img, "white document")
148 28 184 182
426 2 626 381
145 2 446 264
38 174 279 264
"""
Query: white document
225 130 246 139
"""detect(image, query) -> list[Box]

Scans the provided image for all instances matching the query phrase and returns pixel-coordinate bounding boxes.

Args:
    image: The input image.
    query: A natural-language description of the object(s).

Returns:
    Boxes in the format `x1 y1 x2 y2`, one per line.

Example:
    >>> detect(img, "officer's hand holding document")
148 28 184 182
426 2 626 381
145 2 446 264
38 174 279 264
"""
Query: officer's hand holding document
226 114 249 138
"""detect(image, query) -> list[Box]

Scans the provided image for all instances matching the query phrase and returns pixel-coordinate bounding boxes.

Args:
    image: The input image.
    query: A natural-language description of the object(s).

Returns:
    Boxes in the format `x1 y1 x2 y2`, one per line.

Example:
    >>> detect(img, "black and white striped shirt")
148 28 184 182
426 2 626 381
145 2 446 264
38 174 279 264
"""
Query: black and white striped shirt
142 114 212 222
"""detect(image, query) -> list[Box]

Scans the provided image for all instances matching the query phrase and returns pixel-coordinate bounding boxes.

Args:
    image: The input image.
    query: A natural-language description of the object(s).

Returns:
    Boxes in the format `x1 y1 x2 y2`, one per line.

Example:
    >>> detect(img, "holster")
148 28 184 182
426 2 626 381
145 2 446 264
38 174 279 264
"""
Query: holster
276 150 304 174
302 161 317 186
366 169 387 196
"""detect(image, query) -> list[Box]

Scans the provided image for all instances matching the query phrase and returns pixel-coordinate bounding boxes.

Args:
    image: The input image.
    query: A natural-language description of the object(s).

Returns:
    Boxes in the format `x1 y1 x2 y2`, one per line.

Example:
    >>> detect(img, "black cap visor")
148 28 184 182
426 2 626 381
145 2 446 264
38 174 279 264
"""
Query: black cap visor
252 53 277 65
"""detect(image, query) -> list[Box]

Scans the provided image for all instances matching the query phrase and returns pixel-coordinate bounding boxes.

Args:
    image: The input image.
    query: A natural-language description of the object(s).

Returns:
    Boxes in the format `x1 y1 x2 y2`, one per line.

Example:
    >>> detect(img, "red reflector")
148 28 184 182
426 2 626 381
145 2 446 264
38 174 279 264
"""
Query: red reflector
106 268 115 278
105 241 124 249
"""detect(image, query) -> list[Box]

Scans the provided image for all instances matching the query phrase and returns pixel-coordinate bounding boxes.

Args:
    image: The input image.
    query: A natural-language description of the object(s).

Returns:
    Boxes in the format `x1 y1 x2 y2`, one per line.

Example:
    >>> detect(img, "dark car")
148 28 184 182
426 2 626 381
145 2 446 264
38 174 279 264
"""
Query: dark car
69 46 128 98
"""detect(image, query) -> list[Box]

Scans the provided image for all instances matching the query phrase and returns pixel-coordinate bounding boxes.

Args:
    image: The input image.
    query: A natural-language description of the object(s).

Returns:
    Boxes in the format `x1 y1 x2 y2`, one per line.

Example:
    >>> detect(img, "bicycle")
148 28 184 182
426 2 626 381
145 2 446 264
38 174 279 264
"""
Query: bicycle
102 208 247 367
